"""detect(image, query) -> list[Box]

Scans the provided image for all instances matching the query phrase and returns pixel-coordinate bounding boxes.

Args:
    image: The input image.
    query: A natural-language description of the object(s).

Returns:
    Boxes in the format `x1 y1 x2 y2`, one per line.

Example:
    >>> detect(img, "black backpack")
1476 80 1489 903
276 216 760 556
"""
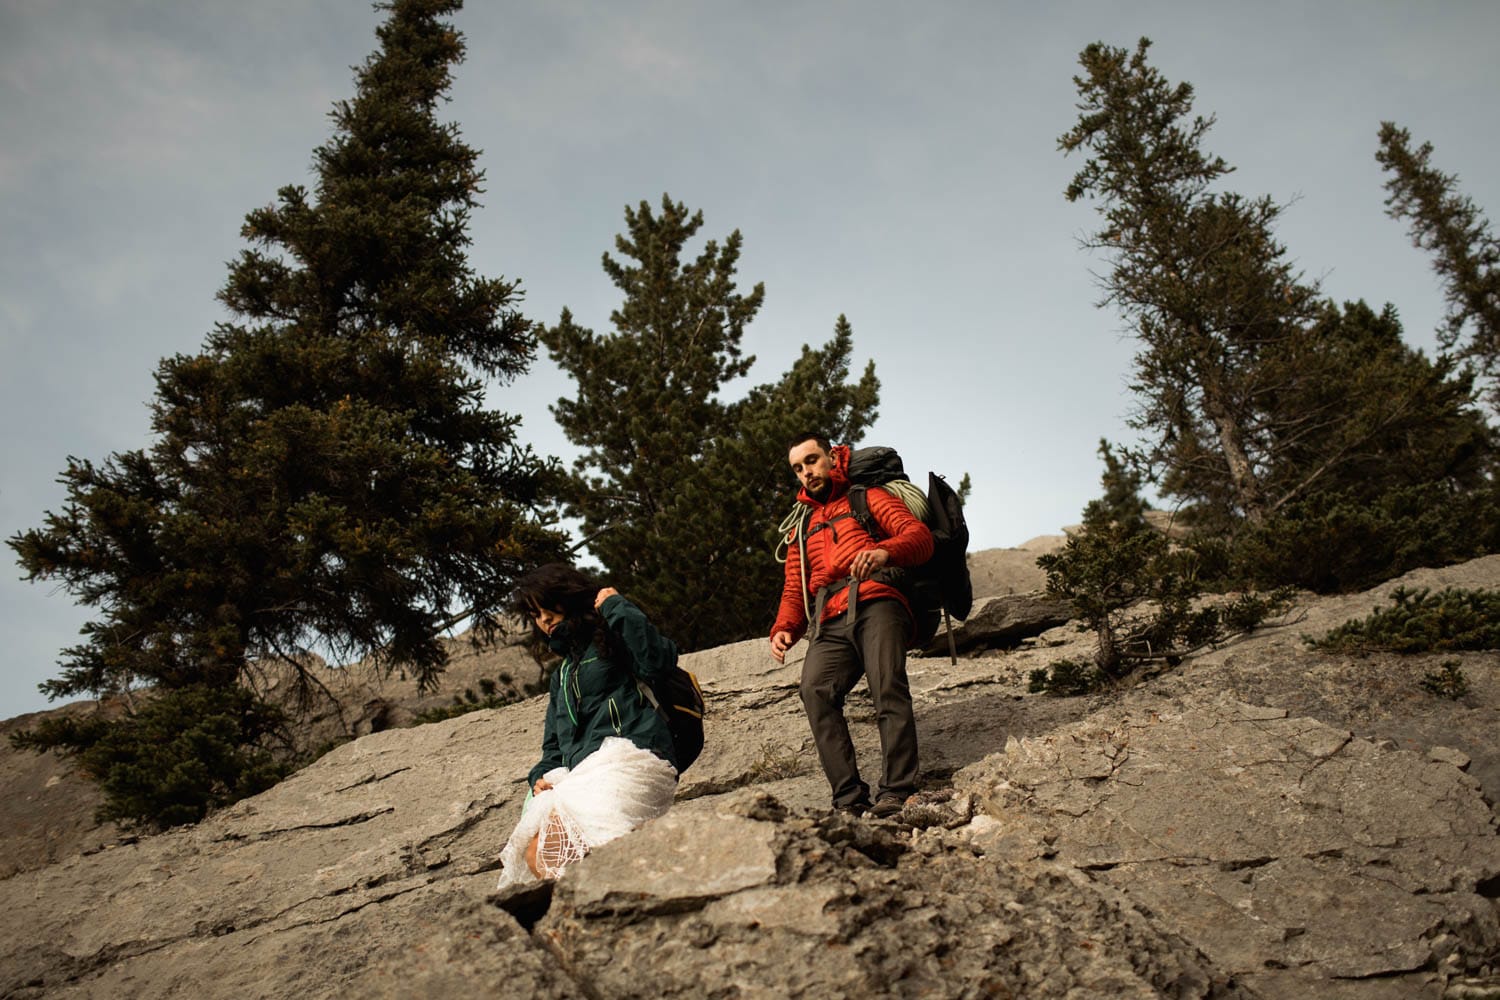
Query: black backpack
604 607 706 773
786 446 973 658
636 665 706 773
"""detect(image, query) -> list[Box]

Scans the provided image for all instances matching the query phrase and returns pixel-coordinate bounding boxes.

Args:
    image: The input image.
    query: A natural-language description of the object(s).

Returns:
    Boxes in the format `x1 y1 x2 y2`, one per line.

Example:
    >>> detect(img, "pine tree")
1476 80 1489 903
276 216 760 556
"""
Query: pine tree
1376 122 1500 409
1059 40 1495 556
8 0 562 825
543 198 879 649
1254 300 1491 510
1059 38 1323 524
1036 442 1169 681
1034 442 1292 691
1212 300 1499 592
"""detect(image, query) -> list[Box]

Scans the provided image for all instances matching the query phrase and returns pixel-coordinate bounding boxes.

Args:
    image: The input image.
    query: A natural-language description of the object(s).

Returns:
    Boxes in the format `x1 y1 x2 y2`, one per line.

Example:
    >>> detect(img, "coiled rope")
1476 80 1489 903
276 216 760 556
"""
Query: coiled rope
773 479 930 624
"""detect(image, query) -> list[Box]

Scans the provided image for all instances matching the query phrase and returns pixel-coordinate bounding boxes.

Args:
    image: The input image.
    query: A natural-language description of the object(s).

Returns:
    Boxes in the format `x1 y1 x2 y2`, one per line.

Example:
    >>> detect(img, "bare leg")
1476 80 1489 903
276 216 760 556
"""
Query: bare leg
525 832 543 878
527 815 581 879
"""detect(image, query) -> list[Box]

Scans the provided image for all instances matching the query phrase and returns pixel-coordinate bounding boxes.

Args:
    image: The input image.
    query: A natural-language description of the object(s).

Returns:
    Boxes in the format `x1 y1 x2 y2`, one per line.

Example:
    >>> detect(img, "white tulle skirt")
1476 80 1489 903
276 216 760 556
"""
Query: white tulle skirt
496 736 678 889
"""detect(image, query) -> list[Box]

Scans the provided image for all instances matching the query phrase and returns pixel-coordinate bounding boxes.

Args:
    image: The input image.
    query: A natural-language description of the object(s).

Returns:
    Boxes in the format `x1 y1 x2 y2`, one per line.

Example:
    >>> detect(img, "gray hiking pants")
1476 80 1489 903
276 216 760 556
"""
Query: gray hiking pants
799 598 919 808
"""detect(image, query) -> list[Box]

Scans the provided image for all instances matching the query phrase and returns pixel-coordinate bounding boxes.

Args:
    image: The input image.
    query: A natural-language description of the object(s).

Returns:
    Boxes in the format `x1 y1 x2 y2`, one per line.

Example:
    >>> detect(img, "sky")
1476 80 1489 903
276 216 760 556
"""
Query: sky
2 1 1497 720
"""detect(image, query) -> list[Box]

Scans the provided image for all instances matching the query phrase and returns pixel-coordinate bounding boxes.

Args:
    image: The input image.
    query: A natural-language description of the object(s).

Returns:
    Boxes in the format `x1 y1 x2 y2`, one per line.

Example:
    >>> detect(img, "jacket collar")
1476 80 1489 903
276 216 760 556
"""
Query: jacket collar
547 621 584 657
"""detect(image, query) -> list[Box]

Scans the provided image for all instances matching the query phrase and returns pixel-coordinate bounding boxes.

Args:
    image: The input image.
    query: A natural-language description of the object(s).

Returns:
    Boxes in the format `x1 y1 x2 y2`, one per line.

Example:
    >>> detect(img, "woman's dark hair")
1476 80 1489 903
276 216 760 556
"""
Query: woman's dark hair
510 563 626 664
511 563 599 620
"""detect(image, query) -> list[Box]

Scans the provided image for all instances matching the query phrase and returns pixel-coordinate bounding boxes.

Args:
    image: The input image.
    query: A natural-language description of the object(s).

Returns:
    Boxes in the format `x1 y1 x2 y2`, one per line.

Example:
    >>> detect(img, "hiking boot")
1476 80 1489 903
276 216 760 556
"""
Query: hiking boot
869 795 906 819
836 800 871 818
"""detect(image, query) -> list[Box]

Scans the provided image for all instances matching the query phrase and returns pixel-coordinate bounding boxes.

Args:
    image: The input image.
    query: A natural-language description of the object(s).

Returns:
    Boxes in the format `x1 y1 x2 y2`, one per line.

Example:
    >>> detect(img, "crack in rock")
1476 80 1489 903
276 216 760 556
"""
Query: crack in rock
332 766 412 792
212 804 396 843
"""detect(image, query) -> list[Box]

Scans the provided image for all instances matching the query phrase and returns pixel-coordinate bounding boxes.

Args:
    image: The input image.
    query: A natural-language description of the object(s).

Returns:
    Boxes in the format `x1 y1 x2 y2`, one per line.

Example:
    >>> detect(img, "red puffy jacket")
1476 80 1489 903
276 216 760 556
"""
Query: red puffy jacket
771 445 934 644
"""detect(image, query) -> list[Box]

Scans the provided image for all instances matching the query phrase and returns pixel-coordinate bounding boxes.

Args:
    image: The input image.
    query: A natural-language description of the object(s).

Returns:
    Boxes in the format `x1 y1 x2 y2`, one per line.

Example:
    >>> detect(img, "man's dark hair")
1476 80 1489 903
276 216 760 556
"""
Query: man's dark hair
785 430 832 454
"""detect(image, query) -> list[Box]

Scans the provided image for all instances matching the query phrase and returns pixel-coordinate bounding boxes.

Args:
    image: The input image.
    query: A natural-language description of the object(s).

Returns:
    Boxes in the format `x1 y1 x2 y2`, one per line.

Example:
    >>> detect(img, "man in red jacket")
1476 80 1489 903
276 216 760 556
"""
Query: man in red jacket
770 432 934 817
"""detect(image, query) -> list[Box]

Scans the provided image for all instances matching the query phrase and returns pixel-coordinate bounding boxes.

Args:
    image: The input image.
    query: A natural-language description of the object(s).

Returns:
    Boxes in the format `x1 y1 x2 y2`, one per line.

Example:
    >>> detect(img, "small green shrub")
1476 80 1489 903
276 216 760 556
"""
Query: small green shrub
1039 444 1295 684
1310 587 1500 654
1029 659 1103 697
1420 661 1470 700
745 740 807 783
411 674 535 725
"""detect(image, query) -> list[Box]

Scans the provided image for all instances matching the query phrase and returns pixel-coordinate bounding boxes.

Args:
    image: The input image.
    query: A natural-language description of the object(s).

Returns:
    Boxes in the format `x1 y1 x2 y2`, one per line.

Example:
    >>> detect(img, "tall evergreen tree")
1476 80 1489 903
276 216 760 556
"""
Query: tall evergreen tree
8 0 562 825
543 198 878 649
1059 38 1323 524
1059 40 1493 528
1376 122 1500 409
1254 300 1491 509
1223 302 1499 592
1060 40 1498 591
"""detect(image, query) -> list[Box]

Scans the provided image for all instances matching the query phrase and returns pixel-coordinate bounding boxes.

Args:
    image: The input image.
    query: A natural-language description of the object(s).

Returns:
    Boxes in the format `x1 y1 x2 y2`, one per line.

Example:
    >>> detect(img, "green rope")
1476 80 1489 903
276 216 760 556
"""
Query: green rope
774 505 808 564
882 478 930 523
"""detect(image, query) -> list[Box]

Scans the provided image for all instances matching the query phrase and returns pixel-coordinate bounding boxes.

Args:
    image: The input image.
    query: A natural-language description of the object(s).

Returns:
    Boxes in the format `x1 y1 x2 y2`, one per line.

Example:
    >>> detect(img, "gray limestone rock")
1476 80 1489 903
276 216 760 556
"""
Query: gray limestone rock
919 591 1076 656
539 790 1249 999
956 694 1500 999
1 548 1498 998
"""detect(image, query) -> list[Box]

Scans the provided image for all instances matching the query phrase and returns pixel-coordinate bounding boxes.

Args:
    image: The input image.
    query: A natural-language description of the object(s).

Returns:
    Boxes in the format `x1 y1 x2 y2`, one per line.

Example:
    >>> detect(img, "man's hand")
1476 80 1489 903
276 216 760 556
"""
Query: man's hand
770 630 795 664
533 777 553 795
594 586 619 610
850 547 890 582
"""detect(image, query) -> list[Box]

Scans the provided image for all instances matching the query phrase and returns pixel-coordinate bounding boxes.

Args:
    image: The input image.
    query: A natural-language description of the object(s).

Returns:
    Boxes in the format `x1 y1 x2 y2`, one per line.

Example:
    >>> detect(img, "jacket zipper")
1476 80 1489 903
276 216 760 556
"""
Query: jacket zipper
562 655 597 727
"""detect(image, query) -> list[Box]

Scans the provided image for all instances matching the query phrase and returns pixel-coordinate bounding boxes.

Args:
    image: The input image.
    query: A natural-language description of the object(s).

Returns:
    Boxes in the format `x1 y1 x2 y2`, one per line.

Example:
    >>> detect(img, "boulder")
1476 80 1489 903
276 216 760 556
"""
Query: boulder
536 789 1250 999
919 591 1075 656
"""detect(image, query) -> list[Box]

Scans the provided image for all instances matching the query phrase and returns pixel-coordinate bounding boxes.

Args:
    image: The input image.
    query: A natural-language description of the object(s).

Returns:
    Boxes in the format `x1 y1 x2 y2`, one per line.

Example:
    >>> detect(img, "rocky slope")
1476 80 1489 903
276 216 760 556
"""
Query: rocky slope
0 618 547 882
1 546 1497 998
0 541 1057 881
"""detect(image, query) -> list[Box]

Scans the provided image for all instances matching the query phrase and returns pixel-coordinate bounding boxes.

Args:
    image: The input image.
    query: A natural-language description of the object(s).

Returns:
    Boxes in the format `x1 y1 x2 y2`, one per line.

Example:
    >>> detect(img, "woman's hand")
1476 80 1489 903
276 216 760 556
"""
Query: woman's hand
594 586 619 610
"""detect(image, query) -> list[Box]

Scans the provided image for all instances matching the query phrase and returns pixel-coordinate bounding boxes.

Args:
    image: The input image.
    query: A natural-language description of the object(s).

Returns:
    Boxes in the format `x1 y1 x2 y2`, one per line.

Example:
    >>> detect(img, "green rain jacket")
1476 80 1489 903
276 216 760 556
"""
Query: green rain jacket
526 594 678 788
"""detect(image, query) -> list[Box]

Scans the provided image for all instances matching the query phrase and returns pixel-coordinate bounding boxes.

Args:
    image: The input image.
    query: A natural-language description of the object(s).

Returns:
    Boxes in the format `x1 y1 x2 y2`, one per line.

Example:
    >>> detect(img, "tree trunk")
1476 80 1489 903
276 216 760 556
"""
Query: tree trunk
1094 620 1120 677
1199 375 1266 524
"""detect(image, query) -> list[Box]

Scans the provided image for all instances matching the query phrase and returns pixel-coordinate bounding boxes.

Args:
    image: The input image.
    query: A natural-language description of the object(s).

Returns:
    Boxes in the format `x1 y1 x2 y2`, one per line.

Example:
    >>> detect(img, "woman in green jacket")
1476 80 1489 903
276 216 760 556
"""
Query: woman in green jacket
496 563 679 885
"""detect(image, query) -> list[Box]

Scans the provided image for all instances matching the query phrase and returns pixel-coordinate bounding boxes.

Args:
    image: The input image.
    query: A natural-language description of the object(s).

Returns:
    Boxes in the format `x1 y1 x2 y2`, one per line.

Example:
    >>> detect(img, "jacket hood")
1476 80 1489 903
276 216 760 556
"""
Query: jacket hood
797 443 851 507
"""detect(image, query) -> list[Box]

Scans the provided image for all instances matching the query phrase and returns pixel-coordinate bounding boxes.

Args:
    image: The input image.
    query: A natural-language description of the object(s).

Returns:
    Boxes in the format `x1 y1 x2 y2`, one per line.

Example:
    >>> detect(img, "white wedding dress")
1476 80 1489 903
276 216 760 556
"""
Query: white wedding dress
496 737 678 888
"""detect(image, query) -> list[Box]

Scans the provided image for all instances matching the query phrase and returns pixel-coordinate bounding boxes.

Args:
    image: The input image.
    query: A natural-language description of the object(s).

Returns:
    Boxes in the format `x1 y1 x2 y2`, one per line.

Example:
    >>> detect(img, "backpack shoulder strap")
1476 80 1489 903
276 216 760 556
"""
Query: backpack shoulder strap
847 485 881 539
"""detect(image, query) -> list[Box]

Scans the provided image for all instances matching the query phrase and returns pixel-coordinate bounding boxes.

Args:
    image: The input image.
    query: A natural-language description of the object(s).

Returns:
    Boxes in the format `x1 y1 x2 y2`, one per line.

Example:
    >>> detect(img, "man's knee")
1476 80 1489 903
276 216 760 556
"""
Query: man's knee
800 673 843 715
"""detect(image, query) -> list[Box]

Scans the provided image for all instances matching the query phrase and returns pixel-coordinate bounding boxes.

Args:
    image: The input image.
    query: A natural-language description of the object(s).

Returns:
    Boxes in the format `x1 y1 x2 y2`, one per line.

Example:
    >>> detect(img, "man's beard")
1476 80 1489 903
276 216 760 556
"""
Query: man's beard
808 480 832 502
